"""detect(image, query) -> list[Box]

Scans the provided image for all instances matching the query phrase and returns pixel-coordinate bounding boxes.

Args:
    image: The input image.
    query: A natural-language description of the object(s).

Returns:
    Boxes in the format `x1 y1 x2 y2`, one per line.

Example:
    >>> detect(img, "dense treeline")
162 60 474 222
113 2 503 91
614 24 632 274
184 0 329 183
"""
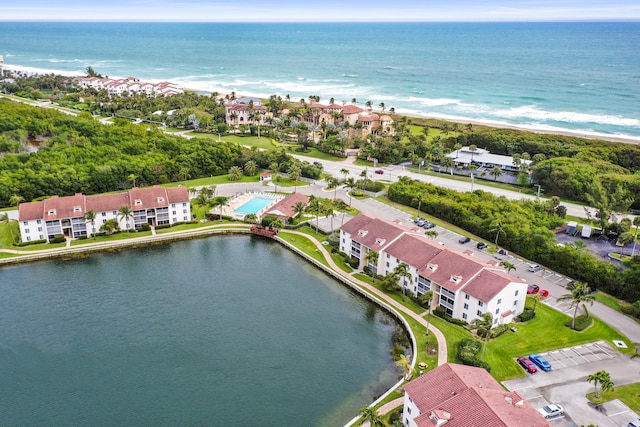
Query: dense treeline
0 100 309 207
388 179 639 302
440 128 640 209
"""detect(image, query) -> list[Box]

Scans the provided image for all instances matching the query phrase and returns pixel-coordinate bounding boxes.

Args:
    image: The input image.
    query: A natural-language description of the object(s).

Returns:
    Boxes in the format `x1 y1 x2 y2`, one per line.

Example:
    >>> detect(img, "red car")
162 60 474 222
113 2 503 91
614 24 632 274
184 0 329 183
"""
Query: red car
374 169 384 174
517 356 538 373
538 289 549 298
527 284 540 294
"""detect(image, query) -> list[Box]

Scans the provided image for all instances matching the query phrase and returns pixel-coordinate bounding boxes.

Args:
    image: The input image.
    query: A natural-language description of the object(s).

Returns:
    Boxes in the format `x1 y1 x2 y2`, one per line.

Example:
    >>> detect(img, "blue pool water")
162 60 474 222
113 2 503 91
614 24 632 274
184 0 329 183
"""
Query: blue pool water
235 197 275 214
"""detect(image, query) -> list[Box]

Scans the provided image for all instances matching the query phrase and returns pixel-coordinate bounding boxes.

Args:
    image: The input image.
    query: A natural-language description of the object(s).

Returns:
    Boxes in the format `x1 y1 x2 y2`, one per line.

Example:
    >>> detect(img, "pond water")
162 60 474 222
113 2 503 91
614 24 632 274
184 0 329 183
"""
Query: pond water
0 235 400 426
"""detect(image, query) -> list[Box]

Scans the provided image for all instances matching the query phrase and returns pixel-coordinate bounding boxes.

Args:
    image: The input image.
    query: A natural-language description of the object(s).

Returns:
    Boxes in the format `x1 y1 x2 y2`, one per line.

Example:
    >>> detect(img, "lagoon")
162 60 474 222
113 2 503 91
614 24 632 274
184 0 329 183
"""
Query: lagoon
0 236 400 426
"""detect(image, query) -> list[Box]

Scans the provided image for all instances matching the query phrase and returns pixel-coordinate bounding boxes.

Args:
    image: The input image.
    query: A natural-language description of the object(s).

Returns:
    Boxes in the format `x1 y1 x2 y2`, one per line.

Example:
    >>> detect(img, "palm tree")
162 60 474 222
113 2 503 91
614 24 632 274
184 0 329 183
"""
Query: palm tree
340 168 349 181
557 281 595 330
289 164 301 193
344 177 356 206
193 193 210 220
9 194 25 207
469 144 478 162
228 165 243 181
128 173 138 188
307 197 322 235
587 370 614 399
396 353 413 380
293 201 306 219
489 166 503 181
477 313 493 361
83 209 97 239
270 219 284 232
359 407 382 427
244 213 258 224
632 216 640 256
499 261 516 273
326 176 339 200
117 205 134 233
244 160 258 177
424 230 438 239
413 193 428 219
199 185 215 199
212 196 229 221
491 221 505 247
365 250 378 272
269 162 280 193
324 205 335 231
420 290 434 335
1 212 15 243
394 262 412 299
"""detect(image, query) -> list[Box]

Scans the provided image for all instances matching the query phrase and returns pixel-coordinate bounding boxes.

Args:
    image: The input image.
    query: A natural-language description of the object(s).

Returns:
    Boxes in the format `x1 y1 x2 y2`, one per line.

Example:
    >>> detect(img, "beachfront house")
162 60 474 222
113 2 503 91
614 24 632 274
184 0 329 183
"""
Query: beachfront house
76 76 183 97
446 146 531 172
339 214 527 326
403 363 550 427
18 186 191 242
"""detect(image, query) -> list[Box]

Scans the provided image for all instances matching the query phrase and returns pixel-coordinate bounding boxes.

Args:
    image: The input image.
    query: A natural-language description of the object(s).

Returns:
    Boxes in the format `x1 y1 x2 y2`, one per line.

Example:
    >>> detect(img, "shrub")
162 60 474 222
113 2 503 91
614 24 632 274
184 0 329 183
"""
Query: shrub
565 314 593 331
348 257 360 269
327 231 340 247
261 214 278 227
517 308 536 322
14 239 47 247
434 306 469 327
51 234 66 243
489 324 510 339
457 338 491 371
140 223 151 232
77 235 87 240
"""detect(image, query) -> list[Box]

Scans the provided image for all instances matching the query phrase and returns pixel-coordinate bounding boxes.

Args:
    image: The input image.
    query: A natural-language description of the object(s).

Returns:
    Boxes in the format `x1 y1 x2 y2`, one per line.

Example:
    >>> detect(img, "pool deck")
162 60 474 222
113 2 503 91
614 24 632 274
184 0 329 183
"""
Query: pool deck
221 191 285 219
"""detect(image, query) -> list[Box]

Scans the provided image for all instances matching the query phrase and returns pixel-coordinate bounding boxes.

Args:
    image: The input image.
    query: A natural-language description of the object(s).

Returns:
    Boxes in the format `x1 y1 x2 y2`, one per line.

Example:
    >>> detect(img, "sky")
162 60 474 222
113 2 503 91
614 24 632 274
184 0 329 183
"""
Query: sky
2 0 640 22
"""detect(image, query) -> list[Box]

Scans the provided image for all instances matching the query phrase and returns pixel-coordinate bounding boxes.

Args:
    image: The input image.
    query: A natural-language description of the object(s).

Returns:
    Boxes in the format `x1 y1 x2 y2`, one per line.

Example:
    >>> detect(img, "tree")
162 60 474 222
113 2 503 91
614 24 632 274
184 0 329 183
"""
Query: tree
424 230 438 240
326 176 339 200
587 370 614 399
117 205 134 233
469 144 478 162
359 407 382 427
340 168 349 181
420 290 434 335
307 197 322 235
476 313 493 361
193 193 210 220
557 281 595 330
414 193 428 219
396 353 413 380
228 165 242 181
270 219 284 231
293 201 306 218
244 160 257 176
499 261 516 273
9 194 24 207
365 250 378 271
99 218 120 235
269 162 281 193
199 185 215 199
128 173 138 188
344 177 356 206
244 213 258 224
489 166 503 181
289 164 301 193
211 196 229 221
632 216 640 256
83 209 97 239
394 262 412 299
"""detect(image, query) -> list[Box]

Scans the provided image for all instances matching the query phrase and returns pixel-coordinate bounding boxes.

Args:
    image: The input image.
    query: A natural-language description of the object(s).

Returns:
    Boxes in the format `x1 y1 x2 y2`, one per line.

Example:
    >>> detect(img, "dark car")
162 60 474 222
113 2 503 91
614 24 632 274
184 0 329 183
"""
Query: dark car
459 236 471 244
422 221 436 229
529 353 552 371
527 284 540 294
313 161 322 166
517 356 538 373
374 169 384 174
476 242 488 250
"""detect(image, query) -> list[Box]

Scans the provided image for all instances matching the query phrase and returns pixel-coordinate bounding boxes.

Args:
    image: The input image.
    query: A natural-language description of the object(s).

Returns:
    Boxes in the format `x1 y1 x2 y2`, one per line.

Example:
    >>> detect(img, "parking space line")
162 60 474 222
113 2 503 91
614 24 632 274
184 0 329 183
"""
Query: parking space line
583 343 603 361
571 346 591 363
596 341 615 358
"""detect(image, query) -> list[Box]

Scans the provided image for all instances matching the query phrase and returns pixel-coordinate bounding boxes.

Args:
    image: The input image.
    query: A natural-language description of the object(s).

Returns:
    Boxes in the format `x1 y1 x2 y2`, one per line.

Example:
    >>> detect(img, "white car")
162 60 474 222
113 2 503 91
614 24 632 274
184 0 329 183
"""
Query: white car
527 263 542 272
539 404 564 419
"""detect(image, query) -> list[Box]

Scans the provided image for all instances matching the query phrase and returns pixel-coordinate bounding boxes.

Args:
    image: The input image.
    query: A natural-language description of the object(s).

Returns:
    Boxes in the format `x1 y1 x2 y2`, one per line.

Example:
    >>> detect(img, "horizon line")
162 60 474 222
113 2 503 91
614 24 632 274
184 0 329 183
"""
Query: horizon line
1 19 640 24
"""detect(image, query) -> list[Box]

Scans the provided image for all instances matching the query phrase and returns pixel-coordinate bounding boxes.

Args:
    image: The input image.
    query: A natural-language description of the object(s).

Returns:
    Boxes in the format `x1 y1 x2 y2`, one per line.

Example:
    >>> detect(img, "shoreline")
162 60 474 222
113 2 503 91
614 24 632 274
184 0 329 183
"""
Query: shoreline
3 63 640 145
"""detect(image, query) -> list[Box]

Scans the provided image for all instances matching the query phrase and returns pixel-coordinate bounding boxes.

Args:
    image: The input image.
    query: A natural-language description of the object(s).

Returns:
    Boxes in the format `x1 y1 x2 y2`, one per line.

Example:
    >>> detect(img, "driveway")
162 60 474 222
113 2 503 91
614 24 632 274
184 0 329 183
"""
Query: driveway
504 342 640 427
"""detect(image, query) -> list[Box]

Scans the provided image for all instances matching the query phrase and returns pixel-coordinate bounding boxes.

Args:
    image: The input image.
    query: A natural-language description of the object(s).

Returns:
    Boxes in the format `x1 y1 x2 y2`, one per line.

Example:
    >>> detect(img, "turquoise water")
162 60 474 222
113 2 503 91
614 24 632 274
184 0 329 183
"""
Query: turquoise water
0 236 400 426
0 22 639 139
235 196 275 214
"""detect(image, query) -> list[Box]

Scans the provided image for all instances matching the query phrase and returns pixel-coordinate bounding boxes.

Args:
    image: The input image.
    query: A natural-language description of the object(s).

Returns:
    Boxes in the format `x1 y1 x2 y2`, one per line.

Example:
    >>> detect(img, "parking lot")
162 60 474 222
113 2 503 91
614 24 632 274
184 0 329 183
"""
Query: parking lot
504 342 640 427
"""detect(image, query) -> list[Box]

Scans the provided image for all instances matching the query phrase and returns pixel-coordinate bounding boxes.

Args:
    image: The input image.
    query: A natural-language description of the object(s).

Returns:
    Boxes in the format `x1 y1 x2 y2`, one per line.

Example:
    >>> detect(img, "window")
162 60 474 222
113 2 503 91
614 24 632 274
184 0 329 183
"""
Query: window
183 202 187 207
386 262 390 267
342 238 345 243
103 219 107 224
515 290 519 296
113 211 117 215
477 310 482 316
514 300 518 306
172 204 176 208
386 253 390 258
494 318 498 325
183 209 187 214
497 298 502 305
478 301 484 307
464 303 469 309
37 227 42 232
102 212 107 217
26 236 31 241
465 294 470 300
462 313 467 320
24 228 30 234
36 219 42 224
172 211 176 215
135 200 142 206
495 308 499 314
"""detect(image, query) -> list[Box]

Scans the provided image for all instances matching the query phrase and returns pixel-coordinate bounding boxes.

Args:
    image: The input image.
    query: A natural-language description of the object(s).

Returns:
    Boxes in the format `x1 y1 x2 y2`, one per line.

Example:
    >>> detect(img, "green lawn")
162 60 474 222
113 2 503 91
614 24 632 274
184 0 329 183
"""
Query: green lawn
163 174 261 188
593 291 640 324
278 231 329 267
587 381 640 412
485 299 633 380
0 222 18 249
70 231 154 245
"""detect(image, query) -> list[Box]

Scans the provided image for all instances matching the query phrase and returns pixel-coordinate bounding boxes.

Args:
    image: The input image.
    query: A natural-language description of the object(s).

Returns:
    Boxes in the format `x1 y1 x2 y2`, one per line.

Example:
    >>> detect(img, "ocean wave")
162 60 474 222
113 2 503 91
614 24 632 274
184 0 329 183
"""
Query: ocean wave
341 74 359 78
495 105 640 128
405 96 463 108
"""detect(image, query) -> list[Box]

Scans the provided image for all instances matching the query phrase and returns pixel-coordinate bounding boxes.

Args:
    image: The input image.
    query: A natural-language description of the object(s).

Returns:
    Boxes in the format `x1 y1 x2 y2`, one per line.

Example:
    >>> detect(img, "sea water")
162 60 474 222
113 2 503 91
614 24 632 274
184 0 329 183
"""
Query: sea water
0 21 639 139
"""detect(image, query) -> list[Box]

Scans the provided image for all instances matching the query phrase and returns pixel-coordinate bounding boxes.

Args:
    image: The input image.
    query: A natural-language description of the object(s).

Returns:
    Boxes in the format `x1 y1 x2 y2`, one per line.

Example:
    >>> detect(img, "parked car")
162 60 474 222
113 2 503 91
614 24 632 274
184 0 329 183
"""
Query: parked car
459 236 471 244
374 169 384 174
517 356 538 373
415 218 426 226
497 248 508 255
422 221 436 229
529 354 552 371
527 263 542 272
627 418 640 427
538 289 549 298
313 161 322 166
476 242 488 250
538 404 564 419
527 284 540 294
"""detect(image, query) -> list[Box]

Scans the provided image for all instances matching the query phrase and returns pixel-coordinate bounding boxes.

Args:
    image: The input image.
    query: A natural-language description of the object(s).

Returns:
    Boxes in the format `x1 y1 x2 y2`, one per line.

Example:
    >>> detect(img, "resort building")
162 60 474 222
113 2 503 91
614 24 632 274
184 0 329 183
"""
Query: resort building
76 76 183 97
18 186 191 242
403 363 550 427
339 214 527 326
224 99 268 127
446 146 531 172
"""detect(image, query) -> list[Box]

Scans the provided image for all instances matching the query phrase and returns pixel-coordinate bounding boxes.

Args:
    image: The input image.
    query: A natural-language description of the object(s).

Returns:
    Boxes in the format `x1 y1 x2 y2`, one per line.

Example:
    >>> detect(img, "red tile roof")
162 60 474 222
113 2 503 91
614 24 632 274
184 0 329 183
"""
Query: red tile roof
86 192 130 213
384 234 444 269
463 269 525 302
18 200 45 221
341 214 407 252
43 193 86 220
406 363 549 427
418 250 487 292
341 105 364 114
264 193 309 219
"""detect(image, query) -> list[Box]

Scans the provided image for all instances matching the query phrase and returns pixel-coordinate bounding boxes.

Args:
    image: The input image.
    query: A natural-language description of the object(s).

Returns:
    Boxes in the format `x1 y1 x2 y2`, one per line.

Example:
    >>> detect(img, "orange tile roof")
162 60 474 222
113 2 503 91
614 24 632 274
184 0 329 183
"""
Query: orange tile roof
384 234 444 268
463 269 525 302
341 105 364 114
264 193 309 219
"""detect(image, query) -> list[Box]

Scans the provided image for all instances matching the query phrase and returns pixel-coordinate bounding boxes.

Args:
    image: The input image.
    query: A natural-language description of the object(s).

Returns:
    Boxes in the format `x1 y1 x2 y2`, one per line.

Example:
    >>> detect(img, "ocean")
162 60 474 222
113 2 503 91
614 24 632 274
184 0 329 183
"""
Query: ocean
1 21 639 140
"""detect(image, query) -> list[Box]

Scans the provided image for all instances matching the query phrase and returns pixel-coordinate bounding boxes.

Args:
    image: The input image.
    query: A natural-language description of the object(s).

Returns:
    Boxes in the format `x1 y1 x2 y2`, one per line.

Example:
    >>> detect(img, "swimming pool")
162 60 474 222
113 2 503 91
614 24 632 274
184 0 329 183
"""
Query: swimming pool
234 197 275 215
